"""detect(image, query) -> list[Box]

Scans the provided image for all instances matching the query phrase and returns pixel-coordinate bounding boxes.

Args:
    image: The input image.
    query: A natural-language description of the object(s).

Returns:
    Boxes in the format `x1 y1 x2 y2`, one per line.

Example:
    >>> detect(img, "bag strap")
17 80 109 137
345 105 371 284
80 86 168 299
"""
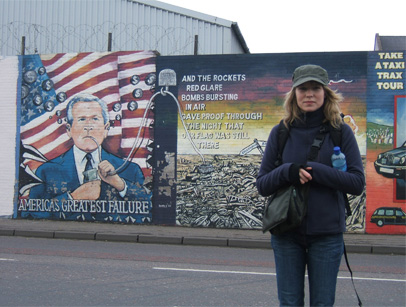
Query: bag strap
307 124 328 162
343 193 352 217
275 120 289 167
343 243 363 306
275 121 328 166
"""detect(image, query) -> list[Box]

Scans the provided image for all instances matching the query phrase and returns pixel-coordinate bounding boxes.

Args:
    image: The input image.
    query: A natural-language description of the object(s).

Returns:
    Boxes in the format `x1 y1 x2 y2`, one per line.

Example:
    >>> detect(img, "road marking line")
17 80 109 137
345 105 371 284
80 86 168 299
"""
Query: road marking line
340 276 406 283
153 267 406 282
154 267 275 276
0 258 16 261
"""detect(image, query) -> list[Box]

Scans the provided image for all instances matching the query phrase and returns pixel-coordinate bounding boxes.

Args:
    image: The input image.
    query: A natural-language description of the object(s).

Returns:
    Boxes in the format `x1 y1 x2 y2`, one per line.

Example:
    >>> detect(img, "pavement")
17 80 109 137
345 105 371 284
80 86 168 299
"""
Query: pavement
0 218 405 255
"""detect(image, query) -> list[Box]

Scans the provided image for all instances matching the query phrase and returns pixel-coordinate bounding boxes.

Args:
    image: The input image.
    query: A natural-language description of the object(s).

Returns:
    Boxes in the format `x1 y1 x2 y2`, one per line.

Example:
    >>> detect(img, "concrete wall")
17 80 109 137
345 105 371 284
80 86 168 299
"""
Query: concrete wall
2 50 405 234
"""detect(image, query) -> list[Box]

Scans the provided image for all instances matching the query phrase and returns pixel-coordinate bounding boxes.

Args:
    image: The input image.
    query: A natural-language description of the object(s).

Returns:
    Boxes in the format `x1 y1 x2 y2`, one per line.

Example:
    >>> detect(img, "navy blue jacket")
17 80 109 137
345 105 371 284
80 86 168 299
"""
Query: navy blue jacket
256 108 365 235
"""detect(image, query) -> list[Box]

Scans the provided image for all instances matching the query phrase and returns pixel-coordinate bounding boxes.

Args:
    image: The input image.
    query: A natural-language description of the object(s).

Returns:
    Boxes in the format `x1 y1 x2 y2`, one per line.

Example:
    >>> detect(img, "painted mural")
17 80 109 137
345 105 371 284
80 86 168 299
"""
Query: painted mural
155 53 370 232
16 51 156 223
366 52 406 234
10 50 406 234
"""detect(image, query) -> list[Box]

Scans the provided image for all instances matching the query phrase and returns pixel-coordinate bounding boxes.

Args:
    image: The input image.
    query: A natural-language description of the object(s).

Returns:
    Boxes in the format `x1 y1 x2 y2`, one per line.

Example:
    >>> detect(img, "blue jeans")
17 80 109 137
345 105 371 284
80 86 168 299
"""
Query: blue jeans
271 232 344 306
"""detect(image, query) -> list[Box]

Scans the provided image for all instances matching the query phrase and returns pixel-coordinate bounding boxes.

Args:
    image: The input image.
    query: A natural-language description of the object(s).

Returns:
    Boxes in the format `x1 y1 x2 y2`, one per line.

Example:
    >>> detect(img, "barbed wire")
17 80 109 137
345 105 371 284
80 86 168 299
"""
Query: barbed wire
1 21 196 56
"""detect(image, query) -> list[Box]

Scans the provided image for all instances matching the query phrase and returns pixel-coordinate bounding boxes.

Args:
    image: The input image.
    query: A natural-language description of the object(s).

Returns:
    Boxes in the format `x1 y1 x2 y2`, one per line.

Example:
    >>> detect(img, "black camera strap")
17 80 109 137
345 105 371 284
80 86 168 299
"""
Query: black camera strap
344 244 363 306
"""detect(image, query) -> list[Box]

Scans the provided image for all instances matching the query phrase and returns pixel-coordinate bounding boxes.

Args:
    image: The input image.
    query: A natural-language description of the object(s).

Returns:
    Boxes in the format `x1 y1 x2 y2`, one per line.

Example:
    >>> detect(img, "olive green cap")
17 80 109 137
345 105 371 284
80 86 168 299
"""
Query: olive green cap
292 64 329 88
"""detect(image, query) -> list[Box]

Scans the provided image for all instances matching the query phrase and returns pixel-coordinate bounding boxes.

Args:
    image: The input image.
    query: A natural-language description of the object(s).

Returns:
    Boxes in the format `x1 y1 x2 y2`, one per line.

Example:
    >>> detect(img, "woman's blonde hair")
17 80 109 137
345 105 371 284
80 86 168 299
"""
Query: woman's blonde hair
282 85 344 129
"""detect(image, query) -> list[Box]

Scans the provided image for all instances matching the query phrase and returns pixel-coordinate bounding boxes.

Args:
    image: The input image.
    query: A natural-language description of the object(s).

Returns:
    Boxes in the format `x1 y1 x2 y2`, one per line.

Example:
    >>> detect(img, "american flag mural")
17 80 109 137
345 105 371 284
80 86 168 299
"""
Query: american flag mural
17 51 156 223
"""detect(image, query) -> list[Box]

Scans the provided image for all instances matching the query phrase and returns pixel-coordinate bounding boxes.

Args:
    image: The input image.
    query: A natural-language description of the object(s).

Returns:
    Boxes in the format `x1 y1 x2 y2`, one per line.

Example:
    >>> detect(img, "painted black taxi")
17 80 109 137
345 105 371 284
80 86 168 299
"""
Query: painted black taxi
370 207 406 227
374 140 406 179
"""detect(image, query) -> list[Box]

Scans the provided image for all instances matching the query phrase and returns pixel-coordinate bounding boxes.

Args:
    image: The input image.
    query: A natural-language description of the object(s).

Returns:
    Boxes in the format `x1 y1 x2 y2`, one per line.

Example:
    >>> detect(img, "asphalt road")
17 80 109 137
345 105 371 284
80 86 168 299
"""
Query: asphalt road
0 236 405 306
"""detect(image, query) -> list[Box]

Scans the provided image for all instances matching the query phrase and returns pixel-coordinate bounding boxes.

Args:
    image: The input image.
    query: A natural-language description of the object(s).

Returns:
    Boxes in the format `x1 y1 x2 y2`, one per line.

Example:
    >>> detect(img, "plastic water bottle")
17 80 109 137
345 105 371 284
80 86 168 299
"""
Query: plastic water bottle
331 146 347 171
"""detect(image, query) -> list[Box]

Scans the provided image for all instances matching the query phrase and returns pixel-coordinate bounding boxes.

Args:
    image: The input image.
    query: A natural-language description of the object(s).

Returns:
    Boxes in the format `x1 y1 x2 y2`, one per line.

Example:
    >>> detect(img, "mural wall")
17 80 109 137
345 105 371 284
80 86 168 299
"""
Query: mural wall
366 52 406 234
155 52 369 232
16 51 156 223
5 50 405 234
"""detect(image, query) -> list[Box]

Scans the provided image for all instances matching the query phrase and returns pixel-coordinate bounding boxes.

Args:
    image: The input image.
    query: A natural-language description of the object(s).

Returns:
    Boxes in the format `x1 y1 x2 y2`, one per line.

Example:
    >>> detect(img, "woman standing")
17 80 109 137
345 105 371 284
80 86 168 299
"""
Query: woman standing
256 64 365 306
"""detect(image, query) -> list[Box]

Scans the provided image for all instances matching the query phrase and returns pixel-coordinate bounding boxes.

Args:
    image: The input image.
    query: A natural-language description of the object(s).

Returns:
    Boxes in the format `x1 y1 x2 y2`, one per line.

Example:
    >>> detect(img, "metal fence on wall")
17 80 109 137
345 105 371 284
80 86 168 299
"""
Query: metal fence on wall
1 22 196 56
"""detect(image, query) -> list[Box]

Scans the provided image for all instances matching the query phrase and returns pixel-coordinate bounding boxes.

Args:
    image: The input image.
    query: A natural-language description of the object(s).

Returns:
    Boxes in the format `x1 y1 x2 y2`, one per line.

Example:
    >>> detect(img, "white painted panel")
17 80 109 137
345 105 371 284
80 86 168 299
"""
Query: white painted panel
0 56 19 217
